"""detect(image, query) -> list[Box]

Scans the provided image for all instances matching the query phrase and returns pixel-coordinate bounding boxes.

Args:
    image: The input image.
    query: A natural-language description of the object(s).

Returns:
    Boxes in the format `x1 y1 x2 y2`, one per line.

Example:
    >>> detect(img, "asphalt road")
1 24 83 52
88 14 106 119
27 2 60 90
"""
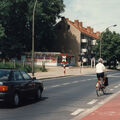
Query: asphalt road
0 71 120 120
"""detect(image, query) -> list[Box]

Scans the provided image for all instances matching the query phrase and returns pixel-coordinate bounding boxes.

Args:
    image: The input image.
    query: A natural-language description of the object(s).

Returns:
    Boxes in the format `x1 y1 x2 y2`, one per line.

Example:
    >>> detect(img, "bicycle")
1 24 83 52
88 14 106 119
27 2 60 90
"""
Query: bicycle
96 80 106 96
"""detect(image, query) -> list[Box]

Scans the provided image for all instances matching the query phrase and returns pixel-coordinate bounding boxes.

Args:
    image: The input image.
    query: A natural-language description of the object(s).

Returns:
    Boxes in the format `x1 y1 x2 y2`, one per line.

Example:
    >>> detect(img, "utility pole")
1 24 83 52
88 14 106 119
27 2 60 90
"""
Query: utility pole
32 0 37 76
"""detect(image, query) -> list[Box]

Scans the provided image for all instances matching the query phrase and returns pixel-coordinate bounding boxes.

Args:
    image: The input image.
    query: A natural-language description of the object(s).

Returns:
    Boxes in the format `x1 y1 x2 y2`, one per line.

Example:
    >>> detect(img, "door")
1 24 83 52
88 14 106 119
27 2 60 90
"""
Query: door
20 71 36 97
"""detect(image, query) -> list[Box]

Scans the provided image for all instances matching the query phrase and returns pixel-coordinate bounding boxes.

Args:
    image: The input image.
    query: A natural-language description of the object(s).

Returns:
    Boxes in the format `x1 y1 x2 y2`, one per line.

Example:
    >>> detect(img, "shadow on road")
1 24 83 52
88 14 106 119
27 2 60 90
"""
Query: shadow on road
0 96 48 109
105 92 113 95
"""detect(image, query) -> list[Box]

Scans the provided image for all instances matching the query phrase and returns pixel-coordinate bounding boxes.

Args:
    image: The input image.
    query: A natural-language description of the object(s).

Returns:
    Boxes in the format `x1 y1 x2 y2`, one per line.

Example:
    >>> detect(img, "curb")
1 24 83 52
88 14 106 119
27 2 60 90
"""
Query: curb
36 72 95 80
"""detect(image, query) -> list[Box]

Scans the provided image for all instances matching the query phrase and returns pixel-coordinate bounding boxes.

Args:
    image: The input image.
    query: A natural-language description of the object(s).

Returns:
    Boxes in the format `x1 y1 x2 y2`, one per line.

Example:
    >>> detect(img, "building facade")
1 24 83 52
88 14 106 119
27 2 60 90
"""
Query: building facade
21 52 75 66
55 17 100 65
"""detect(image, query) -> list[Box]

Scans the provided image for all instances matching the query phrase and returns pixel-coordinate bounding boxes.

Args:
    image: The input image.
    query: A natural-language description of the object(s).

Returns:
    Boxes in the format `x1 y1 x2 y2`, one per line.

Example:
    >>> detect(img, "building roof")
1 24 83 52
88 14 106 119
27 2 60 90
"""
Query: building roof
66 18 100 39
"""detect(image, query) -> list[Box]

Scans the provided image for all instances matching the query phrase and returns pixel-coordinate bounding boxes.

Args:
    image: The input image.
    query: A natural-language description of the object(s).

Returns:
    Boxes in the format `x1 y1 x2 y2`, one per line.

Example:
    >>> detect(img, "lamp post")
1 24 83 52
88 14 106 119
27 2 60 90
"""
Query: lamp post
100 24 117 58
32 0 37 76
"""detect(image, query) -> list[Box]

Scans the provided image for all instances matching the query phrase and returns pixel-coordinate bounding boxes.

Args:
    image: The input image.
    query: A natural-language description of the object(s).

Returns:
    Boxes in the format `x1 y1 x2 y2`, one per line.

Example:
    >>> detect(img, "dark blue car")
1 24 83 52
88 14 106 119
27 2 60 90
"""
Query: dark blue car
0 69 43 106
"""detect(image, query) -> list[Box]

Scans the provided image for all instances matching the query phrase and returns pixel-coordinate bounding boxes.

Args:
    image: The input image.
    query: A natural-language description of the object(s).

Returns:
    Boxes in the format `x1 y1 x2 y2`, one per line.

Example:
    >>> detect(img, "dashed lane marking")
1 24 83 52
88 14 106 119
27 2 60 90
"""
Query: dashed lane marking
87 99 98 105
71 109 85 116
98 101 105 105
72 81 79 84
62 83 71 86
110 89 114 91
114 86 119 88
51 85 60 88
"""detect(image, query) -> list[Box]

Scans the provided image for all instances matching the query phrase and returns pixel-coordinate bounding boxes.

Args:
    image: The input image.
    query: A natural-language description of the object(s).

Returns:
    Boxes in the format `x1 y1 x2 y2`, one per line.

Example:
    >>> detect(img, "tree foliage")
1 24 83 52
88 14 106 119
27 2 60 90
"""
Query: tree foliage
93 29 120 68
0 0 65 59
0 24 5 39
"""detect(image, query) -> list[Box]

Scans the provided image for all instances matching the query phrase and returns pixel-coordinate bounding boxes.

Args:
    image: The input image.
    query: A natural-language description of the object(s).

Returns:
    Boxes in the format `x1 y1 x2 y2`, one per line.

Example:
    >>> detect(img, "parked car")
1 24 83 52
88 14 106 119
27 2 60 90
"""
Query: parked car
0 69 43 106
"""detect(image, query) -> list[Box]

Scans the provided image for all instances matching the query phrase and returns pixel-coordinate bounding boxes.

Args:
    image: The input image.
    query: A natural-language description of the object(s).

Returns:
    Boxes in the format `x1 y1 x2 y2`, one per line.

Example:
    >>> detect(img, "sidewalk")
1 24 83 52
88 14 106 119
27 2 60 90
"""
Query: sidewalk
30 66 96 79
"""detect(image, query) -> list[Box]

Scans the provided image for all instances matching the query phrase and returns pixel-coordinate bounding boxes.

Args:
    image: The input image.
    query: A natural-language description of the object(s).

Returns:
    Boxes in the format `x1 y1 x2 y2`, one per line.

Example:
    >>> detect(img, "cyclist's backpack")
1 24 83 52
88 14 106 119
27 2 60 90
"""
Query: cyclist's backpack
104 77 109 86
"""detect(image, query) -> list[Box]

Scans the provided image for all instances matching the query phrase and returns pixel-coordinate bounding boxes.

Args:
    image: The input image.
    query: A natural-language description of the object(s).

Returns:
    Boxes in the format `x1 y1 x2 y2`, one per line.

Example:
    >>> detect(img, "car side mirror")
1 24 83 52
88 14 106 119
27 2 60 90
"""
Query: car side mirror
32 77 36 80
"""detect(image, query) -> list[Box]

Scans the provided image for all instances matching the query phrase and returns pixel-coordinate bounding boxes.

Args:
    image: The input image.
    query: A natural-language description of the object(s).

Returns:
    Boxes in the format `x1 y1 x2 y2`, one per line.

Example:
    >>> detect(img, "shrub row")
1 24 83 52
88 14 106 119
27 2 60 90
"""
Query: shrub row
0 62 47 73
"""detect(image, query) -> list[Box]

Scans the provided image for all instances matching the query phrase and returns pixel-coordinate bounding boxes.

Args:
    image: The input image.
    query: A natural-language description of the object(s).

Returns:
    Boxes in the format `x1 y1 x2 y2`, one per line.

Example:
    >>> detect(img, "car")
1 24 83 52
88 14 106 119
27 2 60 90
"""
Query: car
0 69 43 106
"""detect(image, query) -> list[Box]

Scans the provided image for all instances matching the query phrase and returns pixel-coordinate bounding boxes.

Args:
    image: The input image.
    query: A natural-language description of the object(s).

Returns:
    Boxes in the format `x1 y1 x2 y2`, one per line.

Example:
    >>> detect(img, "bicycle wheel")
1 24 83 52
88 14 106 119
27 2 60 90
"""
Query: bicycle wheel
101 87 105 94
102 86 107 94
96 88 101 96
96 87 104 96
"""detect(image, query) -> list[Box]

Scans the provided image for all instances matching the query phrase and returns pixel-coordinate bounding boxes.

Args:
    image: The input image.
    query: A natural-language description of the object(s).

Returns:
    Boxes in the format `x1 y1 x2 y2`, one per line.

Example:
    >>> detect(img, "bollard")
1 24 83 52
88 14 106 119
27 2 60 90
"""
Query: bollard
63 64 66 75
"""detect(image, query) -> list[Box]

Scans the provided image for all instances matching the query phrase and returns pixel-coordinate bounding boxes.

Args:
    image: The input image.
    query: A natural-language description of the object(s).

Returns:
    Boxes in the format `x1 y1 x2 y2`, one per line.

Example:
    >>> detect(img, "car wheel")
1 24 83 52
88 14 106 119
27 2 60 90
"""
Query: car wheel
36 88 42 100
12 93 20 107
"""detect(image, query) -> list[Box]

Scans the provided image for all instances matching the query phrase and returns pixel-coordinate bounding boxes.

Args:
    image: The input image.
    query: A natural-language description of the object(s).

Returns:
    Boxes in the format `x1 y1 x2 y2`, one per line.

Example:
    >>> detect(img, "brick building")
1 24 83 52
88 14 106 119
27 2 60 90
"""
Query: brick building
55 17 100 65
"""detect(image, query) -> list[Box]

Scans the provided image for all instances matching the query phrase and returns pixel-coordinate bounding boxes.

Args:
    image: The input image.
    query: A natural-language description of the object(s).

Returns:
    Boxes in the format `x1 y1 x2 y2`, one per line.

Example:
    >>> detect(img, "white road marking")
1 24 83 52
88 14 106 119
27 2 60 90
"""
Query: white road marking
109 73 120 76
44 87 47 90
98 101 104 105
86 79 93 81
114 86 119 88
83 75 96 77
51 85 60 88
72 81 79 84
110 89 114 91
82 80 87 82
109 76 120 78
71 109 84 116
87 99 98 105
62 83 70 85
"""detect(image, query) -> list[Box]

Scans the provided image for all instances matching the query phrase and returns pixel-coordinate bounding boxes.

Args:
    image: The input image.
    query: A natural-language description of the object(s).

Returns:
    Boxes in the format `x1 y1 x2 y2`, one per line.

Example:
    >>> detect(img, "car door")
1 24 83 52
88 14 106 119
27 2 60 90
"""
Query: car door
20 71 36 97
12 71 29 97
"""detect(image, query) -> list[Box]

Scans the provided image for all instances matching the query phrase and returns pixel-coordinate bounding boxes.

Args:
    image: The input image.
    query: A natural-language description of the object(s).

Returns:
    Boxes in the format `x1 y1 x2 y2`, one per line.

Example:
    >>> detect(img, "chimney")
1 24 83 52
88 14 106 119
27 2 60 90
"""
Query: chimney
91 28 93 33
74 20 79 27
79 22 83 28
96 32 101 37
87 26 91 33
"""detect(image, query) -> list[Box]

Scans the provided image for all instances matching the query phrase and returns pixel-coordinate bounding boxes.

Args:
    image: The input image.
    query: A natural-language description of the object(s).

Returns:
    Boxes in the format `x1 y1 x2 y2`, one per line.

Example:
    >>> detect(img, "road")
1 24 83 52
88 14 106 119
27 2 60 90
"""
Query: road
0 71 120 120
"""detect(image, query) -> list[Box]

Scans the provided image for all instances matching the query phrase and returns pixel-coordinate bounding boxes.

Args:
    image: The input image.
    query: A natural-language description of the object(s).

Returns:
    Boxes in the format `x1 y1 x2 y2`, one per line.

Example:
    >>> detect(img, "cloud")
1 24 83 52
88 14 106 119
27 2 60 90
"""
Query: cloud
62 0 119 33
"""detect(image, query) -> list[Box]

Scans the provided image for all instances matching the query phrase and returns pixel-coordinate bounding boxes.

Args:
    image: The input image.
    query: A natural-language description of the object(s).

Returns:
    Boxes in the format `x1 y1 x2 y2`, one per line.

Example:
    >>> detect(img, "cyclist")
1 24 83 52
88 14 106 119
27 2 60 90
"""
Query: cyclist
96 58 106 85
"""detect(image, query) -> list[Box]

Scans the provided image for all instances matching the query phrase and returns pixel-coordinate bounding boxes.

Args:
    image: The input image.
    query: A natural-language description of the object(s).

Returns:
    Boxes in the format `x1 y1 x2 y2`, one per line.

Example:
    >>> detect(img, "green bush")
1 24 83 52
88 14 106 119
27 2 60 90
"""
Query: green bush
16 64 32 73
0 62 14 68
0 62 47 73
39 65 47 72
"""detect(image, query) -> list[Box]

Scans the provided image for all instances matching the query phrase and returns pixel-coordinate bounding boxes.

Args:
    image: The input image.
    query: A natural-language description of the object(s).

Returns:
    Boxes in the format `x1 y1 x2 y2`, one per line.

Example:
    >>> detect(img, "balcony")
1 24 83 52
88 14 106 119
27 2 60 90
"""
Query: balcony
81 39 88 43
91 40 96 45
82 48 87 53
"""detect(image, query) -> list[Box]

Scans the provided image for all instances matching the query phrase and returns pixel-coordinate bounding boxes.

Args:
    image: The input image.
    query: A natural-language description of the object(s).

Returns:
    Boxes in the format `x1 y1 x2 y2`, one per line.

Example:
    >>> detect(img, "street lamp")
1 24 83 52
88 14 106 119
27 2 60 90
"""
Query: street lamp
99 24 117 58
32 0 37 76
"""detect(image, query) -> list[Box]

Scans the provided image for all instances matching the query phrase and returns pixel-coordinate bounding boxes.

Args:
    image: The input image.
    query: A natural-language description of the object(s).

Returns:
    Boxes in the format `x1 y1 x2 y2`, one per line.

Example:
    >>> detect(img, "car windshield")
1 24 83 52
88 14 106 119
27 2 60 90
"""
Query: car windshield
0 70 10 81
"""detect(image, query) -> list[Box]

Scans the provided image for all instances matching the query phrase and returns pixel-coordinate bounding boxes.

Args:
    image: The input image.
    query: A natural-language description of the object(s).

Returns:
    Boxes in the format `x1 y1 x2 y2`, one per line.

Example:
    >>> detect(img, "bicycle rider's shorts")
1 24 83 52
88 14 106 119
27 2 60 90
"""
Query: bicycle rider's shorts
96 72 104 79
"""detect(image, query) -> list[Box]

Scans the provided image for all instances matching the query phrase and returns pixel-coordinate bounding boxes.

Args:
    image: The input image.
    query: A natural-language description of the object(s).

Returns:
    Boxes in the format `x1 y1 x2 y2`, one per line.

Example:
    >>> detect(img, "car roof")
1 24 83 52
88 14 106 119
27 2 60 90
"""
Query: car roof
0 68 19 72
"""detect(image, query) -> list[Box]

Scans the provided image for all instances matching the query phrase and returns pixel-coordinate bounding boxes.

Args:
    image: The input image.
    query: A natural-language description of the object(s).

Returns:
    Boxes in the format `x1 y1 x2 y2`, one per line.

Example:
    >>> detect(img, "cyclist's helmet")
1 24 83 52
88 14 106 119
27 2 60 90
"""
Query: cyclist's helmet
98 58 103 63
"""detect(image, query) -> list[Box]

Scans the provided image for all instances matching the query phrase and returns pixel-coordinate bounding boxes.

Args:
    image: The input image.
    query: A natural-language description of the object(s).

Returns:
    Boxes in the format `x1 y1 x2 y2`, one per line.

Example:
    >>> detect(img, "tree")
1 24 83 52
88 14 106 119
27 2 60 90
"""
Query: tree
0 0 29 58
93 29 120 68
0 0 65 59
0 24 5 40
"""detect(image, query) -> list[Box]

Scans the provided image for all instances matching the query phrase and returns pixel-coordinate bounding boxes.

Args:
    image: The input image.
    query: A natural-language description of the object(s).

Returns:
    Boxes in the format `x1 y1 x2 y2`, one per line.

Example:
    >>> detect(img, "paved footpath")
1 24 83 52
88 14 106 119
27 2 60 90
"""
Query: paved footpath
76 92 120 120
30 66 96 79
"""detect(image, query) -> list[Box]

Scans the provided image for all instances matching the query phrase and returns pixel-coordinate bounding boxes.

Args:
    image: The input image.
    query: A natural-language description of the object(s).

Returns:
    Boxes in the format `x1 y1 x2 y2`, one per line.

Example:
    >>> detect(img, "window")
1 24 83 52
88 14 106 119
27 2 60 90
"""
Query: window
14 71 23 81
0 70 10 81
21 71 31 80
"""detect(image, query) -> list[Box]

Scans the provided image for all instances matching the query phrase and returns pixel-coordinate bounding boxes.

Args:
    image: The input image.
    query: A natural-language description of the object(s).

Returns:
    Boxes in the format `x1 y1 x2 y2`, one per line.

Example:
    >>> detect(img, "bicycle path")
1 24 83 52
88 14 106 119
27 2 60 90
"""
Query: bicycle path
74 91 120 120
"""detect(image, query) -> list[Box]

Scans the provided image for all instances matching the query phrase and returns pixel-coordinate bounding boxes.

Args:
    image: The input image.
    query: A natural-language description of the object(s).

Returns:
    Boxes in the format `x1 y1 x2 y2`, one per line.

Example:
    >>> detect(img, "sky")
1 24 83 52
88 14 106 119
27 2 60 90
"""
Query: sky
61 0 120 33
